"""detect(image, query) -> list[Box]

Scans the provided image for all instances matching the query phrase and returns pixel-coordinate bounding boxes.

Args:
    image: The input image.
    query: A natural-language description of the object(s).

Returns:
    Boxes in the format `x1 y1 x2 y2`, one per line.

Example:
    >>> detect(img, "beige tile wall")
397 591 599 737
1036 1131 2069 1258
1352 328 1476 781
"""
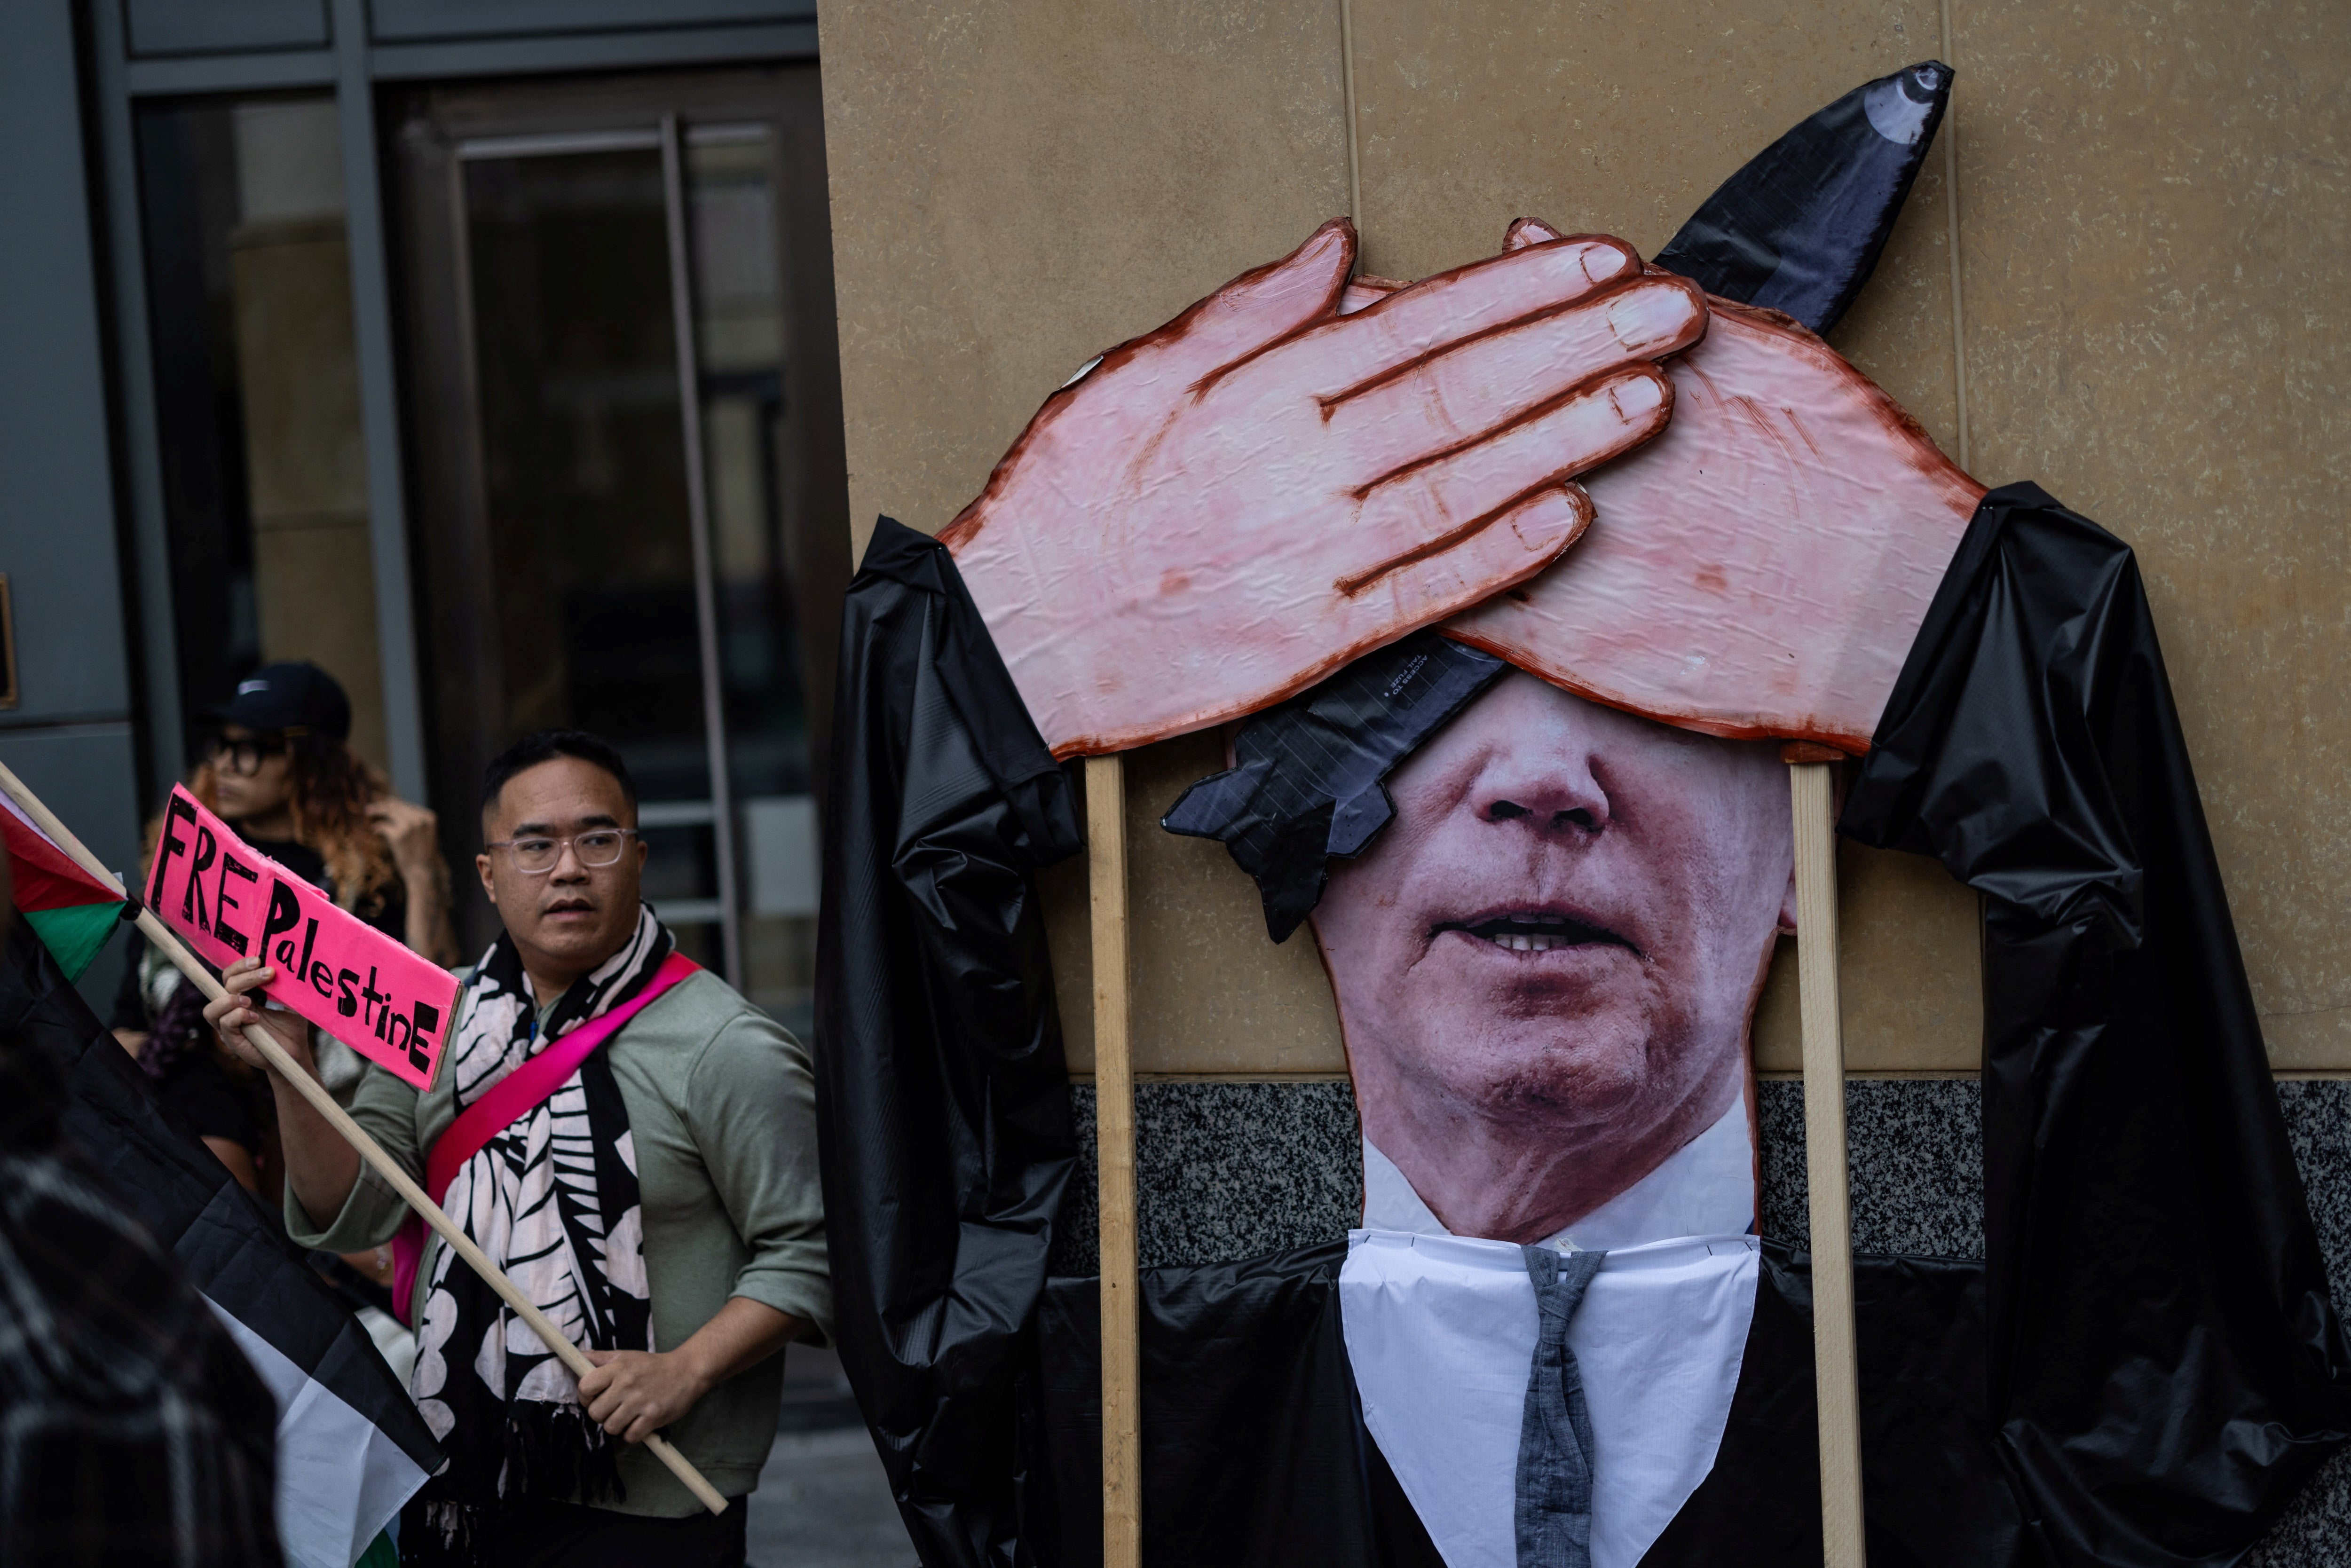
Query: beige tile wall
818 0 2348 1074
819 4 1351 564
1952 0 2351 1067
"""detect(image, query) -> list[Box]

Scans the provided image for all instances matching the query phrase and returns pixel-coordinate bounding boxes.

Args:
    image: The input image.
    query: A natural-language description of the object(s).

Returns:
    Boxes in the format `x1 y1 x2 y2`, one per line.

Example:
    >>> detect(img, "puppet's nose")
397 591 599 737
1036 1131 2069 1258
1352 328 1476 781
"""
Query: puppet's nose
1475 750 1610 835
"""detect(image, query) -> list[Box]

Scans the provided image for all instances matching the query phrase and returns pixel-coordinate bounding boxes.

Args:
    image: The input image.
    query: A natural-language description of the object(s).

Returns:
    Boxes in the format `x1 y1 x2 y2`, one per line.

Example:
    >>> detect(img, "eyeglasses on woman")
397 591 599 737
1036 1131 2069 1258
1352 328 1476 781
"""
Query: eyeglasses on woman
204 730 303 776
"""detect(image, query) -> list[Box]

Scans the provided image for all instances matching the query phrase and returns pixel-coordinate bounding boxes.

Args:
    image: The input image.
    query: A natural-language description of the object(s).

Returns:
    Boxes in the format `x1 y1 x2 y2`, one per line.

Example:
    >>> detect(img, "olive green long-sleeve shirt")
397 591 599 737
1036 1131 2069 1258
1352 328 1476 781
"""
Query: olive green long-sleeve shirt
285 968 830 1515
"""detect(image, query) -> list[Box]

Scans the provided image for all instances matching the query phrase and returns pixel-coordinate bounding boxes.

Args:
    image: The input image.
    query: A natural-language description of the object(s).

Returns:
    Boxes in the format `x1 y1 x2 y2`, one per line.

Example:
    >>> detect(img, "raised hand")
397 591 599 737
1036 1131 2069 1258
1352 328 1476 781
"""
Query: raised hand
205 956 312 1074
367 796 441 883
942 218 1705 757
1439 218 1985 752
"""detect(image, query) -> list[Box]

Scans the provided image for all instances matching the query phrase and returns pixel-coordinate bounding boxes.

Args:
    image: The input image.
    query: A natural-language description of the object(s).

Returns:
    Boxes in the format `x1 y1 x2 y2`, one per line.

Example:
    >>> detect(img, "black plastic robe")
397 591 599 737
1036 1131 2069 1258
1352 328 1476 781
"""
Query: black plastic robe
814 517 1085 1568
1843 483 2351 1563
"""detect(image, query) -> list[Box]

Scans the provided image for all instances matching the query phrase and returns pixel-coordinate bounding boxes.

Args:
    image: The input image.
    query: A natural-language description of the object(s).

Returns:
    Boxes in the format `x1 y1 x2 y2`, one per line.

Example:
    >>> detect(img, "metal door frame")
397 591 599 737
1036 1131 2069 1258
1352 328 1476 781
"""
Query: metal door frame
87 0 816 813
442 118 772 981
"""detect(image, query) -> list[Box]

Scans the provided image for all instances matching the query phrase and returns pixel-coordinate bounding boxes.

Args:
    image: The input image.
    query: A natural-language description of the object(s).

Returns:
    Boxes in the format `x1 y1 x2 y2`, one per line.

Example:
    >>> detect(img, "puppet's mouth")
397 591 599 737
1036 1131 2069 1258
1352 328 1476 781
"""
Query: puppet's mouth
1431 912 1639 956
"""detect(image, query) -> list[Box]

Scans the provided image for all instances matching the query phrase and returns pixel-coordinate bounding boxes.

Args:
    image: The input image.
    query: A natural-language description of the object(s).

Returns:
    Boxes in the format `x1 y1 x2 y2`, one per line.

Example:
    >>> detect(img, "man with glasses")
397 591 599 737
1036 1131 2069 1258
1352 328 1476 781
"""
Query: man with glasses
207 729 827 1567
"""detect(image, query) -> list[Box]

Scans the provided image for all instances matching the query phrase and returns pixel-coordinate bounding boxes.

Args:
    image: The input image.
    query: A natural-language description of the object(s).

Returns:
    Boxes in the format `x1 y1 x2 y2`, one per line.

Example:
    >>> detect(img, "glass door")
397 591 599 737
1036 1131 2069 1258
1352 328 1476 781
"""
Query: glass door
392 70 848 1032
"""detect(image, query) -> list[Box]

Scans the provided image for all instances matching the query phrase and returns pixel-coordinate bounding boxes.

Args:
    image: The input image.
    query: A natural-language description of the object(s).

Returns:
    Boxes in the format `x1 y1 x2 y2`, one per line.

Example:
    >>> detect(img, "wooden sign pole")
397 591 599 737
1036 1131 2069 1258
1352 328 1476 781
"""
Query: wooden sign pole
1086 754 1142 1568
1784 744 1866 1566
0 761 730 1516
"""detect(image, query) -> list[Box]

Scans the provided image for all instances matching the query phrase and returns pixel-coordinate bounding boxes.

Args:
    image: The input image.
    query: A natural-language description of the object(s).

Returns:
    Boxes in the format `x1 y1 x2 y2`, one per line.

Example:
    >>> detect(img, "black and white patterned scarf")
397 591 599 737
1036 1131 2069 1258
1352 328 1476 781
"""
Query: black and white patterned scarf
407 907 671 1560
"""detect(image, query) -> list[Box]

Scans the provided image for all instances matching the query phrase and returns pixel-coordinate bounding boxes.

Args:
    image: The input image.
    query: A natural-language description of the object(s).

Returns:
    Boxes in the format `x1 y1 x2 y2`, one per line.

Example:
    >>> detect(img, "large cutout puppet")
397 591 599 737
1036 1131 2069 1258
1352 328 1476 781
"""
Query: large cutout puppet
817 63 2351 1568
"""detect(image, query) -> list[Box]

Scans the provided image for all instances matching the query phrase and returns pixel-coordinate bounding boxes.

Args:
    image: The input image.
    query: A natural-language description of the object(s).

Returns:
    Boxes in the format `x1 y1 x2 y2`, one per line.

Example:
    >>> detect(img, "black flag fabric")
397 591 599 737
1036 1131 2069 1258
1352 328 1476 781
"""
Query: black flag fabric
0 918 441 1567
1842 484 2351 1563
0 935 281 1565
1655 60 1952 334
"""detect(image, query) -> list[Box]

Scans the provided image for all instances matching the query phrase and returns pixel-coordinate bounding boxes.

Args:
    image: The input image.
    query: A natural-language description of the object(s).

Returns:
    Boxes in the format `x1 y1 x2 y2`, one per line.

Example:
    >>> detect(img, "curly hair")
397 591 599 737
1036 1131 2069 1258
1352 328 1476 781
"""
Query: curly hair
184 739 400 919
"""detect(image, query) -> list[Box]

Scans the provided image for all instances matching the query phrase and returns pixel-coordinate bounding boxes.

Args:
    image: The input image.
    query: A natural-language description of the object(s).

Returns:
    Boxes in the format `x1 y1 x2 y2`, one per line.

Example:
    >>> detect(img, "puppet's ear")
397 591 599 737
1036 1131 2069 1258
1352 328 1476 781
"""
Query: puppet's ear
1656 61 1951 334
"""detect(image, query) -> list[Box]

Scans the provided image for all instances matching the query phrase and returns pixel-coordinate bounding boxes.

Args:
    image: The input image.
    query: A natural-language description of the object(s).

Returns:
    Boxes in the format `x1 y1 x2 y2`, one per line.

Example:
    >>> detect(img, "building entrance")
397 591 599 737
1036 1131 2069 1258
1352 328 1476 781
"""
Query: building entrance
388 68 848 1027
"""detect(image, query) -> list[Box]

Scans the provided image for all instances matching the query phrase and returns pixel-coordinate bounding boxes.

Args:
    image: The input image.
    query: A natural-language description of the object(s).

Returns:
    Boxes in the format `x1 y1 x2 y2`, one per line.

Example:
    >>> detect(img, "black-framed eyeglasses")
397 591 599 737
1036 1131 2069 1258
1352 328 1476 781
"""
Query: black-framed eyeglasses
485 828 639 874
204 730 303 776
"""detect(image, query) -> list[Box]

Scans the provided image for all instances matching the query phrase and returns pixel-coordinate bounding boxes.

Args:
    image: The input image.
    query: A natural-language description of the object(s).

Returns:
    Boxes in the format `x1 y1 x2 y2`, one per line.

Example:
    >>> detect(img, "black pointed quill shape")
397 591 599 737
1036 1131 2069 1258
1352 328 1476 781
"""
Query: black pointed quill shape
1160 631 1509 943
1657 61 1951 334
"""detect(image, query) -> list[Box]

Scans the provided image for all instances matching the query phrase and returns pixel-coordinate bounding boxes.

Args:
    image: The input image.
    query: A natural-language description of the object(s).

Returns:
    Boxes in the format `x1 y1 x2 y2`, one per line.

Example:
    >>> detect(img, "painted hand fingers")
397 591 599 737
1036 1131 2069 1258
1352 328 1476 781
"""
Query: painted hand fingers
1338 365 1673 585
1503 216 1566 252
1308 237 1638 387
1323 274 1703 460
1129 218 1355 387
1349 482 1596 629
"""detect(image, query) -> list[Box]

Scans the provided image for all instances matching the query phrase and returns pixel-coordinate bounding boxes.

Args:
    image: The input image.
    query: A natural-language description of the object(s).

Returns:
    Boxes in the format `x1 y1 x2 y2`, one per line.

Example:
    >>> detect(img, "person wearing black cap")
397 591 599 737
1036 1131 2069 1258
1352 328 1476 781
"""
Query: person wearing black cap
193 660 455 961
112 661 457 1211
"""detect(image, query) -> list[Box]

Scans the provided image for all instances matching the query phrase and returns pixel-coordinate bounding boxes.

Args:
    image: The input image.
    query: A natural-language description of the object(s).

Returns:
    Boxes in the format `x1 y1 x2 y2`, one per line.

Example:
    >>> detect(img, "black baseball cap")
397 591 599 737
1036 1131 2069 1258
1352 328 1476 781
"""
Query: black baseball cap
203 661 352 742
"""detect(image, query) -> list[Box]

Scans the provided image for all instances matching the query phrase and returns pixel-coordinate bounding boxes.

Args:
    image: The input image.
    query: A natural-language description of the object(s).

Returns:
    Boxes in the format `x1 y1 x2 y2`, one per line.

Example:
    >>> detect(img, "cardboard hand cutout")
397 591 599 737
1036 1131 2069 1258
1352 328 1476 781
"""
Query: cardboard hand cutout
941 219 1704 757
1332 219 1984 752
1446 219 1984 751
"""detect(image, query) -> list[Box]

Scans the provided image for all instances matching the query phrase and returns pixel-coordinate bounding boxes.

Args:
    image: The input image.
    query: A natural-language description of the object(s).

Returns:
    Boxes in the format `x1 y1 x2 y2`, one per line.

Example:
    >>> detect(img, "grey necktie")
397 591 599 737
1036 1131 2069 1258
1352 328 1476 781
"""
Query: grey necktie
1516 1244 1607 1568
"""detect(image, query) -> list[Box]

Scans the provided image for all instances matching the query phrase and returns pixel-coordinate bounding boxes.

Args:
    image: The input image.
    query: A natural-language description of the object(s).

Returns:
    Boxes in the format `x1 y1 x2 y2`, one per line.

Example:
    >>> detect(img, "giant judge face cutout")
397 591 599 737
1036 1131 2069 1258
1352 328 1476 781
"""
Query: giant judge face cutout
1310 672 1795 1246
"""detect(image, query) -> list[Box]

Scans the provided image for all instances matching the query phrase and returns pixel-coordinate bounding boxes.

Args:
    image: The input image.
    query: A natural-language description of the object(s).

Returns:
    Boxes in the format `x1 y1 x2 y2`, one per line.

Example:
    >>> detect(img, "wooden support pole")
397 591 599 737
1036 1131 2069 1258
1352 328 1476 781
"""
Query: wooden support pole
1087 754 1141 1568
1784 745 1866 1566
0 760 730 1516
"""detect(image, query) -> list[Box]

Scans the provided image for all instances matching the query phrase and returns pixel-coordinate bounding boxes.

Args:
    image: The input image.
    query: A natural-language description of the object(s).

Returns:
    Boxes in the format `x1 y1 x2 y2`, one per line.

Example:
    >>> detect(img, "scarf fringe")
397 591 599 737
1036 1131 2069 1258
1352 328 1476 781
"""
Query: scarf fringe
505 1399 628 1507
401 1403 629 1567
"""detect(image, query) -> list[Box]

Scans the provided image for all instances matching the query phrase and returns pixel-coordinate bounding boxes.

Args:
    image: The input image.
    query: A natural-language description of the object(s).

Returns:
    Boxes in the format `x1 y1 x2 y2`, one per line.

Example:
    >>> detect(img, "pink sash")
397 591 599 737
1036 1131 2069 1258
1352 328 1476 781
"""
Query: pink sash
388 952 700 1325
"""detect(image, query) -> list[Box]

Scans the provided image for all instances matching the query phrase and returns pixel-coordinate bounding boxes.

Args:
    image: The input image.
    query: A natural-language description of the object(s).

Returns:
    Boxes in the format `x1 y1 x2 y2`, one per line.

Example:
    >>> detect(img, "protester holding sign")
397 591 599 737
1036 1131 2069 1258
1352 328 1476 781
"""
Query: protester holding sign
205 728 828 1568
113 661 458 1206
142 660 457 964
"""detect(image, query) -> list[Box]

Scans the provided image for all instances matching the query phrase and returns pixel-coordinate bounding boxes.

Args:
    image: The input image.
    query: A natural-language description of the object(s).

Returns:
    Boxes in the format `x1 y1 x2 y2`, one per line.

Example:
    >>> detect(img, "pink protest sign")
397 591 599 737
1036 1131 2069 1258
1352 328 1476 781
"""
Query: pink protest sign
146 785 458 1091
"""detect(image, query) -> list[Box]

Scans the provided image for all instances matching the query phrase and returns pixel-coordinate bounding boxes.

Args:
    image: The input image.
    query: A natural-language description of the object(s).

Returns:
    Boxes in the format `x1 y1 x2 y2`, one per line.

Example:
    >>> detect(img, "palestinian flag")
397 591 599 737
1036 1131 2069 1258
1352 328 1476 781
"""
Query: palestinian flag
1 916 441 1567
0 791 124 979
